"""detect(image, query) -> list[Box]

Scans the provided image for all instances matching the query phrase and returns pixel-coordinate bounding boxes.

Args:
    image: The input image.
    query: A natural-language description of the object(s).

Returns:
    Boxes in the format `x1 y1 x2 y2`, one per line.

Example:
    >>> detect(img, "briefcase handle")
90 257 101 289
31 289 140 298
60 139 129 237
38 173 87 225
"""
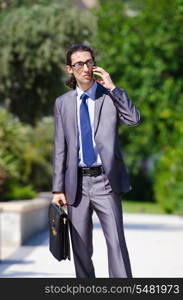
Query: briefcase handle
58 200 68 215
57 203 68 225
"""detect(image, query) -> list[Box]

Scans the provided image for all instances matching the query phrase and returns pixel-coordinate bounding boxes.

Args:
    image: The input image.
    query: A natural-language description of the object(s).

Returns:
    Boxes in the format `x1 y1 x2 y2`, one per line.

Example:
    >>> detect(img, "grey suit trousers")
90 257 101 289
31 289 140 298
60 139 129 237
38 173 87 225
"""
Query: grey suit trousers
68 170 132 278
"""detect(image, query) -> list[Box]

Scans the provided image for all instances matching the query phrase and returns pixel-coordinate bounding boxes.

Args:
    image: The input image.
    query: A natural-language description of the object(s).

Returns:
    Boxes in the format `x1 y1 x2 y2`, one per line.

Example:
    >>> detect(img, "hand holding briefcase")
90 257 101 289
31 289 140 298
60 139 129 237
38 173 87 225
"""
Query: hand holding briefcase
48 202 71 261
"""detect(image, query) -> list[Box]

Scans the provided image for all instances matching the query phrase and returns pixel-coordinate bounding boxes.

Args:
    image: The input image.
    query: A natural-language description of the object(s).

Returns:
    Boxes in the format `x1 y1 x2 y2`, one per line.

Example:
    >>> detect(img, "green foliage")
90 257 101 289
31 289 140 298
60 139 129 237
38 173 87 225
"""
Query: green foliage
4 182 37 200
24 116 54 191
122 200 165 215
0 108 54 200
93 0 183 207
177 0 183 12
0 0 53 9
0 108 28 183
154 145 183 214
0 0 94 124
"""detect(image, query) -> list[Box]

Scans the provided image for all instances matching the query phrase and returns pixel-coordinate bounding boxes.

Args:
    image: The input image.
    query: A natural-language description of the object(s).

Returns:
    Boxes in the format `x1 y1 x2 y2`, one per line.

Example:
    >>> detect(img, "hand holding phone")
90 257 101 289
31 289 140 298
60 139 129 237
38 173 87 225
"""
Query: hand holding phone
92 66 115 90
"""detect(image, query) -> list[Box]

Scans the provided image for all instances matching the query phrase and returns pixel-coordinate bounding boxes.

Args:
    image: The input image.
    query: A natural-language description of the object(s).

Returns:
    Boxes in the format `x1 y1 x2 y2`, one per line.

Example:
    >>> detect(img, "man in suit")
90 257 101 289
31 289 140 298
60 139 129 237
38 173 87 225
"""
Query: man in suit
51 43 140 278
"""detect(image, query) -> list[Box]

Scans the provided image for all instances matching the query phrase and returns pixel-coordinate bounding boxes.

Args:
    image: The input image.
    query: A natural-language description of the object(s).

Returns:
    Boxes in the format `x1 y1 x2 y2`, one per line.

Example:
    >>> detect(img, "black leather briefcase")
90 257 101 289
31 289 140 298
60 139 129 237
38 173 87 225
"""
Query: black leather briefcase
48 203 71 261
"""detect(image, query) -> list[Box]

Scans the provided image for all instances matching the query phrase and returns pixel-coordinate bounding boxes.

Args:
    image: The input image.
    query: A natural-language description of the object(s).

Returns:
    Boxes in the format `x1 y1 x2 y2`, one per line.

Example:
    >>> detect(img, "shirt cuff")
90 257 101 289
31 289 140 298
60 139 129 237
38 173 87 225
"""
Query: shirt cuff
110 86 116 92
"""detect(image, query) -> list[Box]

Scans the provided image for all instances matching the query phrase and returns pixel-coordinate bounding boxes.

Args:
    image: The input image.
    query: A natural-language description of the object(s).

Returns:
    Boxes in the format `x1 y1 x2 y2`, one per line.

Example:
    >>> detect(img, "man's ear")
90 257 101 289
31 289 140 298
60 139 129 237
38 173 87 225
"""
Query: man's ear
66 65 73 75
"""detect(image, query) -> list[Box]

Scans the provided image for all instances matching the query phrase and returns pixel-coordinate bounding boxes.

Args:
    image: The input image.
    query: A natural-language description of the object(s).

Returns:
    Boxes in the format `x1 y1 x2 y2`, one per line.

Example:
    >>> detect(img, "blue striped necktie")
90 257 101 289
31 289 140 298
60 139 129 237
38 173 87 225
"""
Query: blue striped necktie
80 93 96 166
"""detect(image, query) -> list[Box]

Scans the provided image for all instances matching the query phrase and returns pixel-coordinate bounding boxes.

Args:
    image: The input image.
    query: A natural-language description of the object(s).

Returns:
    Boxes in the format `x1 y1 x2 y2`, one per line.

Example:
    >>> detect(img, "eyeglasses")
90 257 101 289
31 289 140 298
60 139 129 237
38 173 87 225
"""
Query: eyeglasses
71 59 95 70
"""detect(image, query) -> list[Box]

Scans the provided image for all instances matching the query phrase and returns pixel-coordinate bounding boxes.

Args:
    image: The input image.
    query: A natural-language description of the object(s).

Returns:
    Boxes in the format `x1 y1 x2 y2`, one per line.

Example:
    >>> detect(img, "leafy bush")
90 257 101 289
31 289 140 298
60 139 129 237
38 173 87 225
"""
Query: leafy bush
23 116 54 191
153 145 183 214
4 182 37 200
0 108 29 185
0 108 53 201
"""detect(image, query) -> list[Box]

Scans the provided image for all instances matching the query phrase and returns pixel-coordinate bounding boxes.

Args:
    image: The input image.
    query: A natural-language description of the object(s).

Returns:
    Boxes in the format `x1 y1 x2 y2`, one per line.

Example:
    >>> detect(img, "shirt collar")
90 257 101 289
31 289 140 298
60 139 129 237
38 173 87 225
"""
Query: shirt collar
76 81 97 100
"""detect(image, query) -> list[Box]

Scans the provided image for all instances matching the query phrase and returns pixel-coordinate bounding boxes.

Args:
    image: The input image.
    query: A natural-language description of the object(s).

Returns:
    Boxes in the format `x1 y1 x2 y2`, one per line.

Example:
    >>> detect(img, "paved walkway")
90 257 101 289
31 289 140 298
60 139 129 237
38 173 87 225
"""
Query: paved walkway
0 212 183 278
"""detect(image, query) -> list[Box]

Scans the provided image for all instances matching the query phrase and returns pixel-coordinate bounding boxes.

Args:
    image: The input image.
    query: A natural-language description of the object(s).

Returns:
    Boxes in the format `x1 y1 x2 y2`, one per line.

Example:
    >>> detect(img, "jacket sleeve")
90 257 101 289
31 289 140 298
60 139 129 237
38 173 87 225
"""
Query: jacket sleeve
109 87 141 126
52 97 66 193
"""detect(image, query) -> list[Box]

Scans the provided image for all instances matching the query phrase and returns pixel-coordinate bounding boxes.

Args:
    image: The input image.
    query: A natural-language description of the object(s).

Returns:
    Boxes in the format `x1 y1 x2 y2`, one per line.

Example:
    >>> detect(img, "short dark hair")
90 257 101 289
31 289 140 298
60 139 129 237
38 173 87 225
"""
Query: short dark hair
65 43 95 89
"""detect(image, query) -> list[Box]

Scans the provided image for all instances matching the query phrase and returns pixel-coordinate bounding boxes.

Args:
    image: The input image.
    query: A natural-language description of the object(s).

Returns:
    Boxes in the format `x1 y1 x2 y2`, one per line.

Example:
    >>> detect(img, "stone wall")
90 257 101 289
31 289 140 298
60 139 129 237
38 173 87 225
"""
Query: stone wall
0 193 52 259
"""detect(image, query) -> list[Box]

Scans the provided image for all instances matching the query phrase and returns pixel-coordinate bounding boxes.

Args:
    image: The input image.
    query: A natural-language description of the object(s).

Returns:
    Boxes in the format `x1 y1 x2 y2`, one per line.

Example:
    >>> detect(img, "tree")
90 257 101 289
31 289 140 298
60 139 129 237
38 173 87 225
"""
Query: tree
93 0 183 206
0 0 94 124
0 0 60 12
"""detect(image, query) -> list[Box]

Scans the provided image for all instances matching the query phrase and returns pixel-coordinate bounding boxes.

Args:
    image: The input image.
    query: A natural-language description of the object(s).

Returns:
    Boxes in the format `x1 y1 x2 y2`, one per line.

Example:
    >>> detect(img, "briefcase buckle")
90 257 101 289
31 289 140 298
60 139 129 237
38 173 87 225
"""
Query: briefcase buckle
52 219 57 236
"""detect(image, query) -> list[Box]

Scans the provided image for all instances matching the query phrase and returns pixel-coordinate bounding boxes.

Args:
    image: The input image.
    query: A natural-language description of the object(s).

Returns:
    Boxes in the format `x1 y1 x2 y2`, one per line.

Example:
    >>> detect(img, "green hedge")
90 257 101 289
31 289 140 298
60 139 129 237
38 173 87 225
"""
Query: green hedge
153 145 183 214
0 108 53 200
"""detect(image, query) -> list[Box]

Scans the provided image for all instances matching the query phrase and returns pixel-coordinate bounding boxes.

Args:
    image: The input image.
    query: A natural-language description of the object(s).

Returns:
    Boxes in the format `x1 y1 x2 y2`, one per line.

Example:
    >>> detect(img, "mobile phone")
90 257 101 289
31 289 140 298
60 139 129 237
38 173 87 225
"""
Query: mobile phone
92 65 101 80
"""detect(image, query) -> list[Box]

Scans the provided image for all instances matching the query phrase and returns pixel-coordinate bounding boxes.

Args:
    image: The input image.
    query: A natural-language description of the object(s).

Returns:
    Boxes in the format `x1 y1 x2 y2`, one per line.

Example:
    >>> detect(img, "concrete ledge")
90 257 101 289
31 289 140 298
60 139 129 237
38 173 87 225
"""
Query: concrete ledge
0 193 52 258
0 198 50 213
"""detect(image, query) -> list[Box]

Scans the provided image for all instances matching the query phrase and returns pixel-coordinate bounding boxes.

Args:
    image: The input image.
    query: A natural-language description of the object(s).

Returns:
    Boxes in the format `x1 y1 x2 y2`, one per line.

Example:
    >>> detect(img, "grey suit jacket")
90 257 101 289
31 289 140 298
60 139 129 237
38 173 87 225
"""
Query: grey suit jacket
52 83 140 205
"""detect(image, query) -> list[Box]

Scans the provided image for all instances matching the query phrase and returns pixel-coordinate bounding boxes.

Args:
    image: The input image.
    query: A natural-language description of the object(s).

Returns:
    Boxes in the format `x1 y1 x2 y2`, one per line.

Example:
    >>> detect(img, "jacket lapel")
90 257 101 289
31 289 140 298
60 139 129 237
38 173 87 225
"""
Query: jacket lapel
94 83 107 136
68 83 107 145
67 89 78 148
